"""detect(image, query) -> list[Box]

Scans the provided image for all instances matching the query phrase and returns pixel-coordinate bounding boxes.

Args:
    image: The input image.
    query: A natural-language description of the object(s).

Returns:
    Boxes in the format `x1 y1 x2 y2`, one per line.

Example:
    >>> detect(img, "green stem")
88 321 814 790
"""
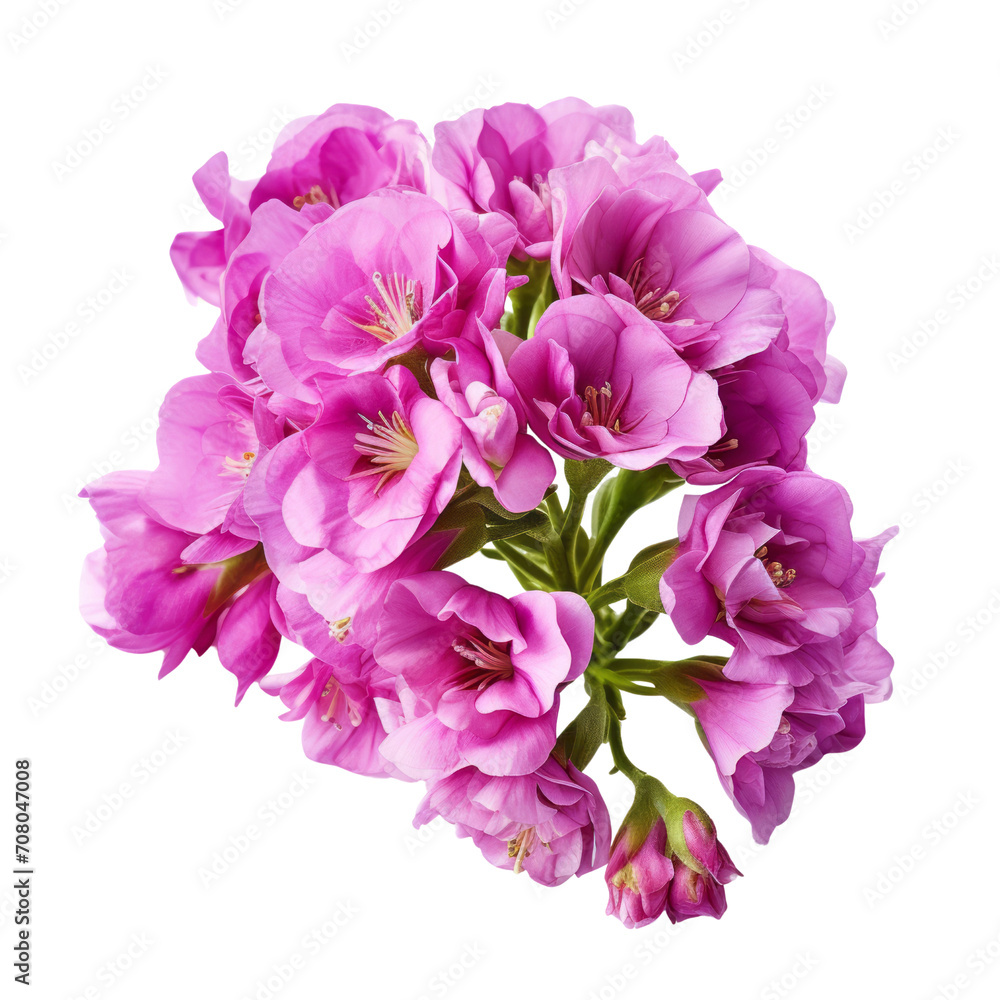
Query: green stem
587 665 659 697
604 697 645 784
492 540 554 589
559 493 587 584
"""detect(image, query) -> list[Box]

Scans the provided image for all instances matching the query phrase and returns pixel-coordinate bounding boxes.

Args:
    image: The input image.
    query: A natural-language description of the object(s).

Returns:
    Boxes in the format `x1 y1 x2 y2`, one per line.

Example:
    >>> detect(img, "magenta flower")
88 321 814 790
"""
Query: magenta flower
606 782 740 927
664 808 740 922
139 373 286 538
660 467 895 681
198 199 331 385
247 103 430 213
261 645 409 780
754 247 845 405
560 187 783 371
253 189 516 399
605 817 676 929
433 98 641 255
721 693 868 844
414 758 612 886
171 104 430 307
668 341 818 485
430 324 555 512
507 293 722 469
170 152 253 305
373 571 593 778
244 364 462 574
81 472 280 699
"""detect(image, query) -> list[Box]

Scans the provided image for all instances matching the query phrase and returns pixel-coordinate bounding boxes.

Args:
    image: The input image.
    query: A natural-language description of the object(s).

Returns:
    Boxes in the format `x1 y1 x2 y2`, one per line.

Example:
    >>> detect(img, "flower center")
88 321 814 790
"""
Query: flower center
578 382 632 433
318 675 362 729
349 411 419 495
755 545 796 588
350 271 423 344
451 636 514 691
220 450 257 479
326 616 352 643
292 184 341 210
507 827 538 874
625 257 684 321
705 437 739 469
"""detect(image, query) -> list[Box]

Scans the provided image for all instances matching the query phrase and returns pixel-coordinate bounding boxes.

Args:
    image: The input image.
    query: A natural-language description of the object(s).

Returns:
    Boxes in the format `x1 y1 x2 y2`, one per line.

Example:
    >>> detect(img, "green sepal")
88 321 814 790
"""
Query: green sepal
553 679 609 772
564 457 613 498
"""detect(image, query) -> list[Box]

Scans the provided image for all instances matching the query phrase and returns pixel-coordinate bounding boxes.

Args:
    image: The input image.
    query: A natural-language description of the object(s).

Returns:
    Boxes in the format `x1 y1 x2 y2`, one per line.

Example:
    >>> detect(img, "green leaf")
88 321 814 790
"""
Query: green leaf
431 501 488 569
554 682 609 771
619 540 677 612
485 509 549 543
565 457 613 498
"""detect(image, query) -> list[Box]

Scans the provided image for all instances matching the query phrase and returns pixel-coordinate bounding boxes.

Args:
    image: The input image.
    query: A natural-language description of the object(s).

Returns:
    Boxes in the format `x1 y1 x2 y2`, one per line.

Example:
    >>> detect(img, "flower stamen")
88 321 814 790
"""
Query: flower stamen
579 381 633 433
349 271 422 344
625 258 685 320
349 411 419 494
451 636 514 691
292 185 341 210
755 545 797 588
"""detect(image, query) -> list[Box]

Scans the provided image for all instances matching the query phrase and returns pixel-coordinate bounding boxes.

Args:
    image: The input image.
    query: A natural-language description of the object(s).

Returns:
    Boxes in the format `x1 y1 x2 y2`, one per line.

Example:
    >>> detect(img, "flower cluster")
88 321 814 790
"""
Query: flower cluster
81 99 893 926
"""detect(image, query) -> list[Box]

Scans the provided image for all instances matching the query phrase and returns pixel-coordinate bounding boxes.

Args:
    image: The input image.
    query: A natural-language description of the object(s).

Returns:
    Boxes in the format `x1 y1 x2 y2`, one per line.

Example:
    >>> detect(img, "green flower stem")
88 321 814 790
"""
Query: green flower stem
604 694 646 785
506 258 554 340
559 492 587 583
542 495 574 590
587 664 658 697
491 539 554 589
579 471 682 591
597 602 657 661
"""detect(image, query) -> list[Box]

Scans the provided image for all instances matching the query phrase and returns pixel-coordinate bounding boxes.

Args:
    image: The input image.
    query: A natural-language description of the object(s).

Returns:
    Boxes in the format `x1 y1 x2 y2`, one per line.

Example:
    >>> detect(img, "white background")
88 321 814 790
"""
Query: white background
3 0 999 997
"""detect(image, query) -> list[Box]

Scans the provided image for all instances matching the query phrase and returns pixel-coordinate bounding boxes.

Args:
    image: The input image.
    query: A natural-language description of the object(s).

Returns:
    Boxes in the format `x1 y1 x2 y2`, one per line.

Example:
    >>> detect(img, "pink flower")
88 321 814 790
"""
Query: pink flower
139 373 286 538
664 809 740 922
721 693 868 844
433 98 641 256
668 340 818 485
507 293 722 468
660 467 895 679
430 324 555 512
171 104 430 306
244 364 462 573
81 472 280 700
414 758 612 886
373 571 593 778
606 781 740 927
170 153 253 305
261 645 408 780
560 187 781 372
253 189 516 400
605 818 676 929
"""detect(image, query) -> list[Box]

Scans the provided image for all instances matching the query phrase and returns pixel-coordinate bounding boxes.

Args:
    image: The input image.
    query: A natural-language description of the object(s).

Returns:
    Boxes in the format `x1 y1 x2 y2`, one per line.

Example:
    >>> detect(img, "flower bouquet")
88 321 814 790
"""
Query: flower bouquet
81 98 894 927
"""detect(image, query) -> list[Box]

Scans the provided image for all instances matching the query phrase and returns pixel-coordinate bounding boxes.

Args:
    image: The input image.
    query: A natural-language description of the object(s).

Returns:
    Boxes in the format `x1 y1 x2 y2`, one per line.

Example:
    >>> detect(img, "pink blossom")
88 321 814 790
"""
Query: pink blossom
430 323 555 512
81 472 280 700
253 190 517 400
507 293 722 468
414 758 611 886
244 365 462 574
373 572 593 778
